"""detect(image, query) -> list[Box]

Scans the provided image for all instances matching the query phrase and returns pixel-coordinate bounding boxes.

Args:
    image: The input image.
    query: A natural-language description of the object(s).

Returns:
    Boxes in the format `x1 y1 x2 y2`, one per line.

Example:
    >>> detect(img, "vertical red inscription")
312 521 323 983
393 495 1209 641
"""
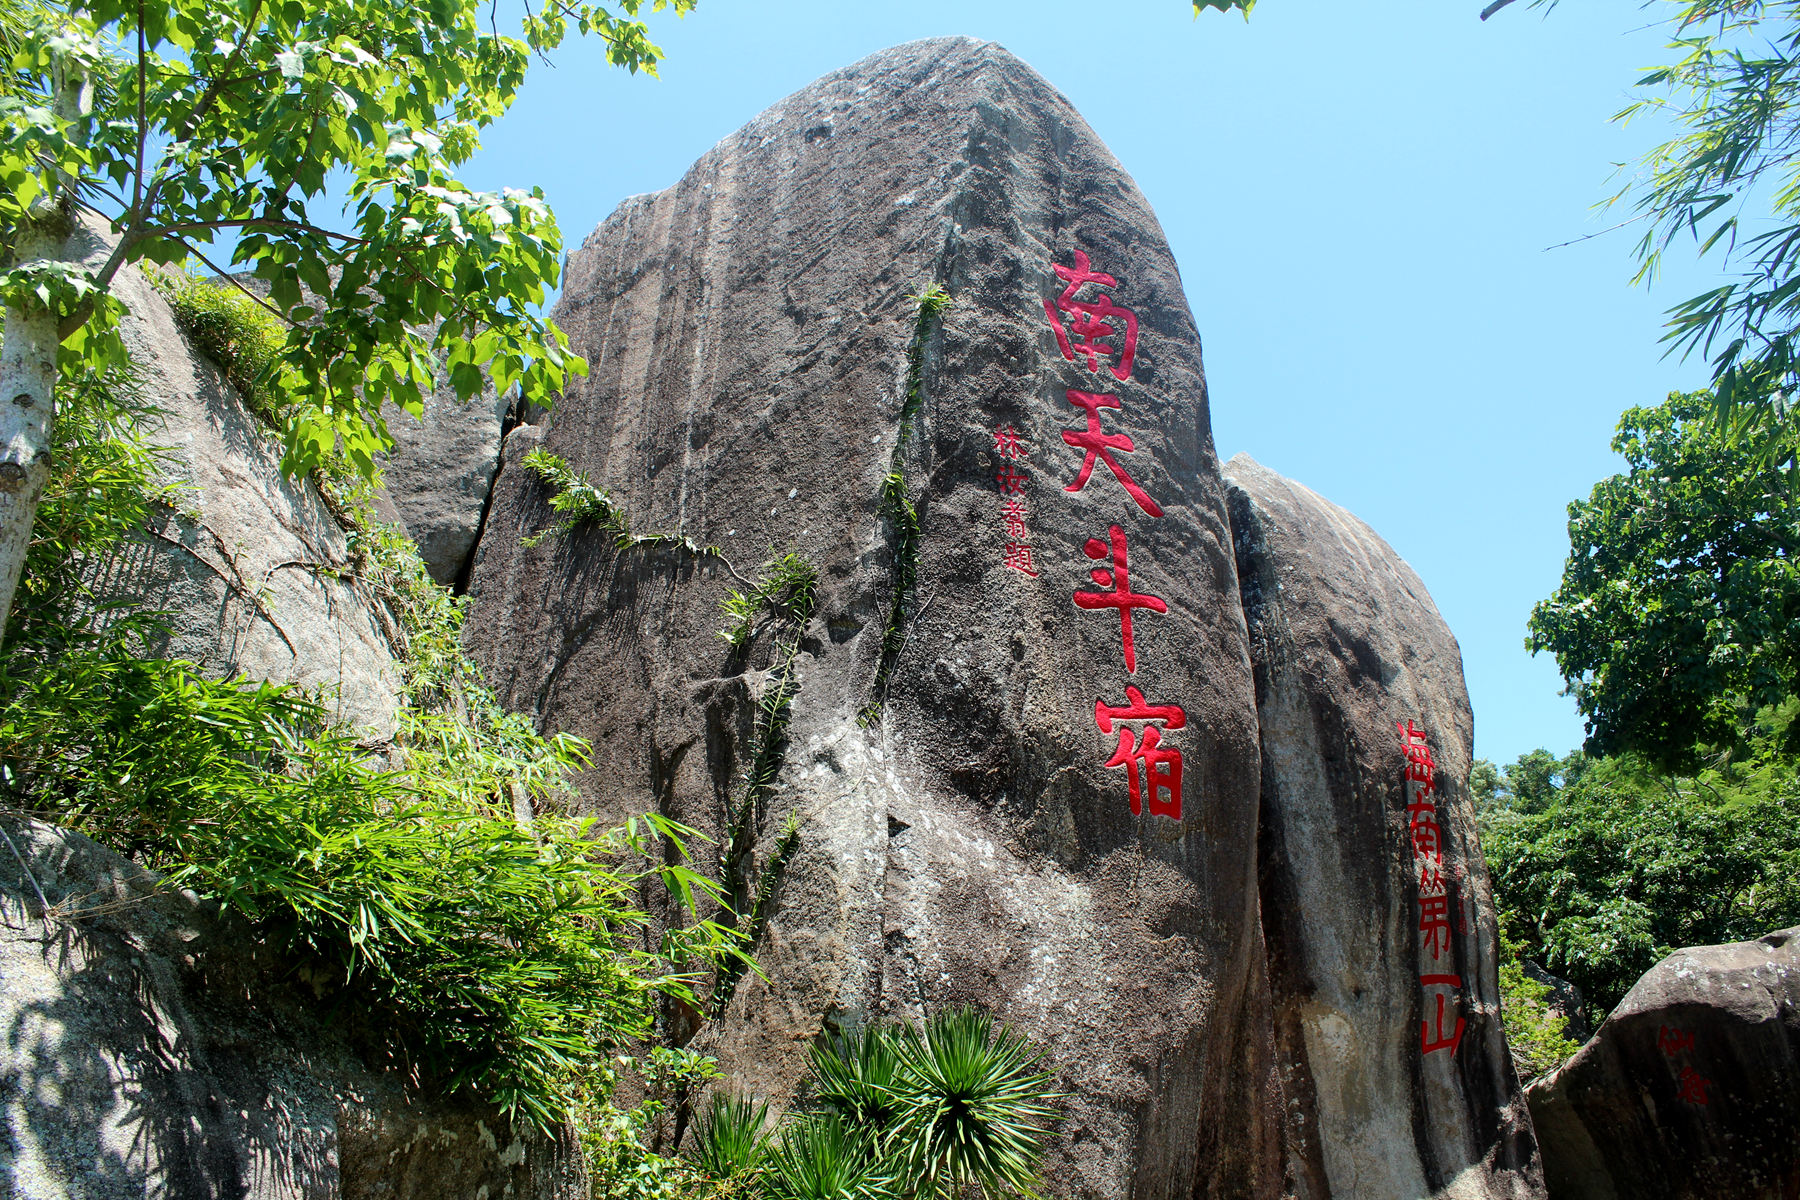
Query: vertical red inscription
1402 719 1463 1057
1095 686 1187 819
1043 250 1139 382
1072 525 1168 673
991 426 1039 577
1658 1026 1696 1057
1061 390 1164 518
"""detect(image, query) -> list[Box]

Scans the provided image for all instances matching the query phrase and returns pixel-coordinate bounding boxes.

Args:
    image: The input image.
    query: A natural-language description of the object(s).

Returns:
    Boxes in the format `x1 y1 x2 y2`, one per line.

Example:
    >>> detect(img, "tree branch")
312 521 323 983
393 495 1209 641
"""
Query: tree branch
1481 0 1522 18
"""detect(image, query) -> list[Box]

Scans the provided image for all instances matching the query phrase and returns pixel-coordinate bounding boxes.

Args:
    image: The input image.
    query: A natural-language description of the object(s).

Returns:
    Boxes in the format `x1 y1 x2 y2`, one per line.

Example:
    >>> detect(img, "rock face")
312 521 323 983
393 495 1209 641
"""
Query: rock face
1526 928 1800 1200
376 369 511 587
466 37 1280 1199
0 818 584 1199
1224 455 1543 1199
72 227 401 734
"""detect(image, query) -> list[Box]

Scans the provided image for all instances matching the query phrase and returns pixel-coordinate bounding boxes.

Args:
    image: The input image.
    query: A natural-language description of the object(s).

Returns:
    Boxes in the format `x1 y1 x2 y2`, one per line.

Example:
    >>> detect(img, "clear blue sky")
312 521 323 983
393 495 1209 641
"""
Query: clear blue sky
458 0 1720 768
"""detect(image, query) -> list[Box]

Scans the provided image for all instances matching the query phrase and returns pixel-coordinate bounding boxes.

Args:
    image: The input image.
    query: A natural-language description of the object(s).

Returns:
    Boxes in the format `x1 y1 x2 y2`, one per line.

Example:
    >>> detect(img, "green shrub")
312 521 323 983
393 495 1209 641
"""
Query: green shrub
1495 937 1582 1082
148 271 290 430
0 349 743 1133
690 1008 1062 1200
1481 747 1800 1013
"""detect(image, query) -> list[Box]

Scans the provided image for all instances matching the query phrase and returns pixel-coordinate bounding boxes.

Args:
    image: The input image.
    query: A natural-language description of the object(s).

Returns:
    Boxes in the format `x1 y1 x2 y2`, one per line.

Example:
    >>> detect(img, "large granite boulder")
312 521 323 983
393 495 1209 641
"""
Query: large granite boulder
1526 928 1800 1199
0 817 584 1199
1224 455 1543 1199
70 226 401 734
466 37 1280 1200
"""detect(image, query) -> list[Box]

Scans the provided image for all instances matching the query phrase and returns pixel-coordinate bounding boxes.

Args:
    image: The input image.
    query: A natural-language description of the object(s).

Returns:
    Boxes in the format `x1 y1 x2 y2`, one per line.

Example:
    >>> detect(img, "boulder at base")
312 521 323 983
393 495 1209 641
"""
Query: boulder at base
1225 454 1543 1199
1526 928 1800 1200
70 226 401 735
0 819 583 1200
466 37 1280 1200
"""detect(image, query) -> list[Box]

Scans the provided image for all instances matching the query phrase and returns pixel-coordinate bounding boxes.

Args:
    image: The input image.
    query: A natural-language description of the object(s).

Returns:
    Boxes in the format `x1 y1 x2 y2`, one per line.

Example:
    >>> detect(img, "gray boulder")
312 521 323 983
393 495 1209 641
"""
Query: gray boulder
376 366 511 587
1526 927 1800 1200
71 226 401 734
466 37 1280 1199
1225 454 1544 1199
0 817 584 1199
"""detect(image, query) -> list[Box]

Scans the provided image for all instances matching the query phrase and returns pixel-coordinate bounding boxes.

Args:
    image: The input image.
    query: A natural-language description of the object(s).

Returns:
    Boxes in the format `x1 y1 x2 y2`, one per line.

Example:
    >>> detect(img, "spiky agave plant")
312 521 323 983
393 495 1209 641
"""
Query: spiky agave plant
886 1008 1062 1199
809 1025 907 1141
763 1112 892 1200
691 1091 772 1180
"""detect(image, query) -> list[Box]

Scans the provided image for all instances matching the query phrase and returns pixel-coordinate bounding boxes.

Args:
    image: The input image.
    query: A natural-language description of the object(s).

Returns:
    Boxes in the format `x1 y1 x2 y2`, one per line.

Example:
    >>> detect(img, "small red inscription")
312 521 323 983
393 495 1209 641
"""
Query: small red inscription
1061 390 1164 518
994 424 1026 459
996 463 1030 495
1003 542 1041 578
1073 525 1168 673
1677 1064 1712 1106
1658 1026 1696 1057
1095 686 1187 820
1043 250 1139 382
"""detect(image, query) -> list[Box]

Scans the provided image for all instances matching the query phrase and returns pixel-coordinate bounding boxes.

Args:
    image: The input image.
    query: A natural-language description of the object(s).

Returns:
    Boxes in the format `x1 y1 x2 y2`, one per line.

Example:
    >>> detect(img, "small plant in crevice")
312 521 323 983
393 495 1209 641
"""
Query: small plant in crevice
686 1007 1063 1200
521 445 632 548
148 270 291 431
863 283 949 726
710 552 820 1015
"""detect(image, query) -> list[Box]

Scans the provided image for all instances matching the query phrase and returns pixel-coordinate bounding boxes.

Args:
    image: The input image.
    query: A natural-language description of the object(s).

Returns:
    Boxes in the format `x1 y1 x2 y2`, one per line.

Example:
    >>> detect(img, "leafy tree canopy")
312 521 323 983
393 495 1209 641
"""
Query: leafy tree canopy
2 0 688 472
1528 389 1800 768
1480 743 1800 1012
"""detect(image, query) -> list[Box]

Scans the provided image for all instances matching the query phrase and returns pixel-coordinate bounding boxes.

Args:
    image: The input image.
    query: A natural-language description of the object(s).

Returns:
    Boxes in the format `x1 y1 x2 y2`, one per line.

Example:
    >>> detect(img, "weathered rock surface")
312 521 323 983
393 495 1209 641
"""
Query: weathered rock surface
0 817 585 1199
1526 928 1800 1200
70 226 401 734
376 369 511 587
1225 455 1543 1199
467 37 1280 1199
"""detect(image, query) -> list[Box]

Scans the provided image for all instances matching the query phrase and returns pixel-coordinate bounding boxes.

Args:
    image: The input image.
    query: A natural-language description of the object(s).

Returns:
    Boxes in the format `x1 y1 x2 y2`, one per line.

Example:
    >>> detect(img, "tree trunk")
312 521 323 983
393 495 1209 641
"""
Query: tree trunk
0 51 90 645
0 222 61 645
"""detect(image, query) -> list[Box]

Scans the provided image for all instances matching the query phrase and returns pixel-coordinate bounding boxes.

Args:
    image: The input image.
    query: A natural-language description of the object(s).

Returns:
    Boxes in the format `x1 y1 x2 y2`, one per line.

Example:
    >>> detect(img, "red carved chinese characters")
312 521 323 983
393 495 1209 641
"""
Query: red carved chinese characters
1061 391 1164 518
1036 243 1182 820
1677 1065 1712 1106
1044 250 1139 381
1420 974 1467 1056
990 425 1041 577
1073 525 1168 673
1402 720 1464 1057
1658 1026 1696 1057
1095 687 1188 819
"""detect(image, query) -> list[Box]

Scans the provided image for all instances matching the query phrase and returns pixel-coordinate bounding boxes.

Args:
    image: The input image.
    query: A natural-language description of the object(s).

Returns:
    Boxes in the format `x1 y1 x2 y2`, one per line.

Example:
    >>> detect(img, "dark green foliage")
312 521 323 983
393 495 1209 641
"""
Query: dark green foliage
719 553 820 652
764 1115 890 1200
1528 390 1800 769
864 285 947 725
692 1009 1060 1200
0 358 741 1133
886 1009 1062 1200
810 1025 905 1137
691 1092 772 1180
1480 746 1800 1014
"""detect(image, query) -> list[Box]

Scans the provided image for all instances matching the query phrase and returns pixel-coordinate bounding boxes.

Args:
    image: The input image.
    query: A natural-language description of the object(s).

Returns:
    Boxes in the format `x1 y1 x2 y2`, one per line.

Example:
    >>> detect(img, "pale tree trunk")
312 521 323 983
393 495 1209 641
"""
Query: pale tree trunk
0 53 89 644
0 227 61 640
